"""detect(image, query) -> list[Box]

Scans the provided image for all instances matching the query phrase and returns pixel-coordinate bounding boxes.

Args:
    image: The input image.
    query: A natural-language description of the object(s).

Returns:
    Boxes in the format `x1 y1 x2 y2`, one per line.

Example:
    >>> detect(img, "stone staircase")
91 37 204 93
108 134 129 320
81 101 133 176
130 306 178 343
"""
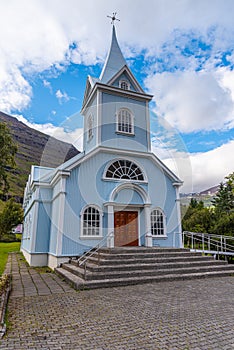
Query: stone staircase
55 247 234 290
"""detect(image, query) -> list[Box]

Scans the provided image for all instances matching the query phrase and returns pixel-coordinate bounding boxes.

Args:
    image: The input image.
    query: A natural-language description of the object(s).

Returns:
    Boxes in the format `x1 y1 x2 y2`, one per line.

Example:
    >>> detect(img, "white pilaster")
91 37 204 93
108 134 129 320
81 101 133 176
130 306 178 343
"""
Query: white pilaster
107 205 114 248
174 185 183 248
56 177 67 256
144 205 152 247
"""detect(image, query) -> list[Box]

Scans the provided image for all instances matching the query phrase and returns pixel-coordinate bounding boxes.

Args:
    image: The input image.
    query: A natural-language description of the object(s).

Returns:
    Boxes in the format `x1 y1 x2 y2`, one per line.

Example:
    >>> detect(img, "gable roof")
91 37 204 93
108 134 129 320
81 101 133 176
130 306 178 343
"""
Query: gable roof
82 75 101 108
99 25 127 84
108 65 145 93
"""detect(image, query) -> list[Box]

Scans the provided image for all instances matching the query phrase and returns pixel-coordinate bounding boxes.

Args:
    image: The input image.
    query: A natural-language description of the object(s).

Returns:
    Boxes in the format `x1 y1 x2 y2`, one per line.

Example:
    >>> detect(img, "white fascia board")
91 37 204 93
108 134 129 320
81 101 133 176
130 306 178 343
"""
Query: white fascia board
107 65 145 93
62 145 182 184
81 82 153 114
97 146 183 184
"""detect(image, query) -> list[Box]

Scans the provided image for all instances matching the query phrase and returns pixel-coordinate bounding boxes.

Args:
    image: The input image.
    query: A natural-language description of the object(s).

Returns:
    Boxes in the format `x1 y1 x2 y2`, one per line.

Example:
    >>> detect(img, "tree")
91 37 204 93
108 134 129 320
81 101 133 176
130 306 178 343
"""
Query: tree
0 122 17 194
212 172 234 216
0 199 23 241
182 199 213 233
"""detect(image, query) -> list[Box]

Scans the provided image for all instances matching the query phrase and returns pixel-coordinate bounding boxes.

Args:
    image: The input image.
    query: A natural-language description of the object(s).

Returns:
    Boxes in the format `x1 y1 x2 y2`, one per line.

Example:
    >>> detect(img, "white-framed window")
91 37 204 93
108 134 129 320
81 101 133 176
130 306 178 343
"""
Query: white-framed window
119 79 130 90
87 114 93 141
105 159 144 181
116 108 134 135
81 205 102 238
150 209 166 236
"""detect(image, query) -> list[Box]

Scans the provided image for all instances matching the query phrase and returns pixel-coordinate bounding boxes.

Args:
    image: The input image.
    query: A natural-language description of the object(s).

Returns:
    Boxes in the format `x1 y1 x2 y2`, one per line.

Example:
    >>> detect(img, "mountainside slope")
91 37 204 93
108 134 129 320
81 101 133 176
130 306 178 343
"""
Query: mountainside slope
0 112 80 200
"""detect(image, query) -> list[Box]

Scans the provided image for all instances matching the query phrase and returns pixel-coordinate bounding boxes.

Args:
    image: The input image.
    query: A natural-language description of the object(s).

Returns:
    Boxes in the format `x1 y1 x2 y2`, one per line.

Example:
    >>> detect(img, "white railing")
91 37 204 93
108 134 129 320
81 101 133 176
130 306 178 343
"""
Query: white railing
74 231 114 279
182 231 234 257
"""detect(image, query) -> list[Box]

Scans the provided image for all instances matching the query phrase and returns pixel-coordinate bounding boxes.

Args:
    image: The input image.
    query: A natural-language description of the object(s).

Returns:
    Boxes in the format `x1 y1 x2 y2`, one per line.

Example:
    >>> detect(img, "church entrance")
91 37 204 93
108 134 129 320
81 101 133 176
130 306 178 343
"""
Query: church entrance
114 211 138 246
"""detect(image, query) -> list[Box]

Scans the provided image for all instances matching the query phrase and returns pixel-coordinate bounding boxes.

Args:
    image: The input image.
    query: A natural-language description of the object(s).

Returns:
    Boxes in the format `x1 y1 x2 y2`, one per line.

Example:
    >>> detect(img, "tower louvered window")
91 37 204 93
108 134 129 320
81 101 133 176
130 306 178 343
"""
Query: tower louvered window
116 108 134 134
119 80 130 90
105 159 144 181
150 209 165 236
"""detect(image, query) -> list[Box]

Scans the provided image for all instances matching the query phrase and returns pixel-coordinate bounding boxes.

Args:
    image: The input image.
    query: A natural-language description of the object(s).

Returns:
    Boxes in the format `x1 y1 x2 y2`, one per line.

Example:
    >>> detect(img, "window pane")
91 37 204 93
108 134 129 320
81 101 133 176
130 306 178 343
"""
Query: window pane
83 207 100 236
151 209 165 235
105 160 144 181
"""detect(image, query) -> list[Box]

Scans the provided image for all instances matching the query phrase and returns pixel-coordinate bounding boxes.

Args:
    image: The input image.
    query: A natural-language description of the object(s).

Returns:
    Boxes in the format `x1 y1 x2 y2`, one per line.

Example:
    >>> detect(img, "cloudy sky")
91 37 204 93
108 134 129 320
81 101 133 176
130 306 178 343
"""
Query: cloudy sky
0 0 234 192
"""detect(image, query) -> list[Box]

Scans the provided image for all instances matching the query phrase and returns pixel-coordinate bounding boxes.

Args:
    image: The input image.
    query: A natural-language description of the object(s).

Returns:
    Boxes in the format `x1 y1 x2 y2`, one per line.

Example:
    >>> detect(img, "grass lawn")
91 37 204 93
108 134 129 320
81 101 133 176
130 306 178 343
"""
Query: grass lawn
0 242 20 276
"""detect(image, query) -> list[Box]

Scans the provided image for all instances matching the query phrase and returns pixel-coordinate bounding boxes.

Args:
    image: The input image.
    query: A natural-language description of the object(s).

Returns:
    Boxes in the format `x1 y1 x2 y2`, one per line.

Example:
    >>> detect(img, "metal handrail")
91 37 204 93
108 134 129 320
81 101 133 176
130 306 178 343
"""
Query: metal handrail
182 231 234 256
77 231 114 268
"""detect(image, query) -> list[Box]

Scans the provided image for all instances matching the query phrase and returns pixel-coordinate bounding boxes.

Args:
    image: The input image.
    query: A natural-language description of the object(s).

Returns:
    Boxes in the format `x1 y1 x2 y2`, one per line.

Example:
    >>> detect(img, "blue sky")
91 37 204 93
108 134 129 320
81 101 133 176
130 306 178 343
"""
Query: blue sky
0 0 234 192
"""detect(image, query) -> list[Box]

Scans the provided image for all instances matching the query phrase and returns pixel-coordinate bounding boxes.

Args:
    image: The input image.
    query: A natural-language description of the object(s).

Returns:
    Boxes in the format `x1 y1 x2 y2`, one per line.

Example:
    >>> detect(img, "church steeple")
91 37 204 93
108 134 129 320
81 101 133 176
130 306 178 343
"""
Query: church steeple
99 25 127 83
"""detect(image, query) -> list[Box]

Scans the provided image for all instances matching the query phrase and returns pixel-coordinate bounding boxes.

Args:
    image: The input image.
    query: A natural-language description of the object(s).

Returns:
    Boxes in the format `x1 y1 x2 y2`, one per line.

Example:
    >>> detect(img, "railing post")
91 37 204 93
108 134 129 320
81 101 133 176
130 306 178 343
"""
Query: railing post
202 233 204 253
208 236 210 251
84 262 87 280
220 235 223 252
191 233 194 250
98 250 101 265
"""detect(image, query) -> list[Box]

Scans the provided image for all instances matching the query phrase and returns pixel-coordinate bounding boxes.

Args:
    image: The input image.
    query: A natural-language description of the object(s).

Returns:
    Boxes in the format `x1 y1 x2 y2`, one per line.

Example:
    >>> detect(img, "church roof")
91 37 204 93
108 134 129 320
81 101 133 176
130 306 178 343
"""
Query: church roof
99 25 127 83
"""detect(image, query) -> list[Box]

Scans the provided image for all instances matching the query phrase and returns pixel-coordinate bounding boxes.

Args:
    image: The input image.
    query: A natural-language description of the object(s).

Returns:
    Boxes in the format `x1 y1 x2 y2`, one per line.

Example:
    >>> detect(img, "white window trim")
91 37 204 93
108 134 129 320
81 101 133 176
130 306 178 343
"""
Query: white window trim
150 207 167 238
80 204 103 239
115 108 134 135
119 79 130 90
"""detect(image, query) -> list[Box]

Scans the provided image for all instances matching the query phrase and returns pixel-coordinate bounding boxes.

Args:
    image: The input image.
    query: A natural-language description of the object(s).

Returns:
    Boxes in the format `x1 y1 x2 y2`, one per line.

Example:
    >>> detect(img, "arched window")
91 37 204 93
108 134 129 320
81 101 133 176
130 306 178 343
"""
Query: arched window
119 80 130 90
116 108 134 134
87 115 93 141
150 209 166 236
105 159 144 181
82 206 101 237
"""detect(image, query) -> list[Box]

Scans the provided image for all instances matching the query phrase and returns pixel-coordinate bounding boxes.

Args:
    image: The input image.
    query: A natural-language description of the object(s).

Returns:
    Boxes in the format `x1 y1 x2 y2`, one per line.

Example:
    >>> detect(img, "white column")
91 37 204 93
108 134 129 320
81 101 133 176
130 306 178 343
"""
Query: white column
175 185 183 248
144 205 152 247
56 178 66 256
107 205 114 248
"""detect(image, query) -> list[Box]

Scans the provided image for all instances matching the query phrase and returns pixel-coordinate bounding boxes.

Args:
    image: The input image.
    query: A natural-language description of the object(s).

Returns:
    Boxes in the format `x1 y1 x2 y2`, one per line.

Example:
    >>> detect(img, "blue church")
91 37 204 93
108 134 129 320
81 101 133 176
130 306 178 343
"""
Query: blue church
21 24 183 269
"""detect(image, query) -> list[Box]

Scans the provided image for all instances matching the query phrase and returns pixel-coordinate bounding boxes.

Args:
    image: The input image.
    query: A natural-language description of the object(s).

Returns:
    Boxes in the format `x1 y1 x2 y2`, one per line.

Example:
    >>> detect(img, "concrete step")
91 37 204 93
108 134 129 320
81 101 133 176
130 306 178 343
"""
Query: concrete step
84 251 203 261
55 266 234 290
70 259 227 273
61 261 234 281
77 254 213 266
98 247 190 254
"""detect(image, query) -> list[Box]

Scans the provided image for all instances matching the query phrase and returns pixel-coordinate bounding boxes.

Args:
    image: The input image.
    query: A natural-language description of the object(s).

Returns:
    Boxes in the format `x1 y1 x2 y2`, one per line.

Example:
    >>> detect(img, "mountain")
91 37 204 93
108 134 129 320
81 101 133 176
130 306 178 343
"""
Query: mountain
0 112 80 200
199 185 219 196
180 185 219 207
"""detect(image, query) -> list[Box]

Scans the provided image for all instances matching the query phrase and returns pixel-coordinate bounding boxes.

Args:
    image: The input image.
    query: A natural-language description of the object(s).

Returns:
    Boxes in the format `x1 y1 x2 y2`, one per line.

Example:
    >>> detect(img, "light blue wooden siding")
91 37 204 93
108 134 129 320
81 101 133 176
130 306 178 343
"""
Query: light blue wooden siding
110 72 137 92
21 206 36 252
49 196 60 254
101 93 149 152
35 203 51 252
60 150 180 254
114 189 144 205
83 95 97 153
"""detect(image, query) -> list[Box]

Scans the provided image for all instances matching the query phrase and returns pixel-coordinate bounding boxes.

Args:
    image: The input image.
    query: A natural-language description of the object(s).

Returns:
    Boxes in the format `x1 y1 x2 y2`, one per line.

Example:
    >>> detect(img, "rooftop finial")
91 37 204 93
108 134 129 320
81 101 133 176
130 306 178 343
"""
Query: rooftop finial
107 12 120 25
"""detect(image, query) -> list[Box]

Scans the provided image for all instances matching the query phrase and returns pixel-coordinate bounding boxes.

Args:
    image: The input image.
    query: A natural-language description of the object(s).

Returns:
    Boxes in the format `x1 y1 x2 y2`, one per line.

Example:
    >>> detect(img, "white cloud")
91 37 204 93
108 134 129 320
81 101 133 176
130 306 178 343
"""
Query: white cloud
0 0 234 113
55 89 70 104
15 115 83 151
160 140 234 193
189 140 234 192
145 69 234 133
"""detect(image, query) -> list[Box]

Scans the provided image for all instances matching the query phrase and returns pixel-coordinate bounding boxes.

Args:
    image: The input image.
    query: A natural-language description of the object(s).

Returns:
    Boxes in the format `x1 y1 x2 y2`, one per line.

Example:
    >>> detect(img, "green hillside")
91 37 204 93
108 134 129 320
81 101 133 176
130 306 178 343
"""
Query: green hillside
0 112 80 200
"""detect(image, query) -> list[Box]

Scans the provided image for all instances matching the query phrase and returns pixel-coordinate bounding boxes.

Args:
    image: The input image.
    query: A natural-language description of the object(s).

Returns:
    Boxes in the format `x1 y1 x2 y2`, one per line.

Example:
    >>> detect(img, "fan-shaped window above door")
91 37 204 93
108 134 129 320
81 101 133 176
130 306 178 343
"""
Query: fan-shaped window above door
105 159 145 181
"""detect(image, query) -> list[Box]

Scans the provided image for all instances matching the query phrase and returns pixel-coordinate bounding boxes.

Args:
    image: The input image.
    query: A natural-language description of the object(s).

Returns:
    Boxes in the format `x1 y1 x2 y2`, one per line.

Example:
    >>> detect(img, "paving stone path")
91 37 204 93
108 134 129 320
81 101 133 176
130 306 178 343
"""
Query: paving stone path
0 253 234 349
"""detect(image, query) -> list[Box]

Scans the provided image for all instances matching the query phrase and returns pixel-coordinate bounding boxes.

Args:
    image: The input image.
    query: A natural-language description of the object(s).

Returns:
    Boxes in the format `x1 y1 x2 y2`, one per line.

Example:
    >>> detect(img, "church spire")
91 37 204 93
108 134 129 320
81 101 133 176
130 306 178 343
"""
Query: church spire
99 24 127 83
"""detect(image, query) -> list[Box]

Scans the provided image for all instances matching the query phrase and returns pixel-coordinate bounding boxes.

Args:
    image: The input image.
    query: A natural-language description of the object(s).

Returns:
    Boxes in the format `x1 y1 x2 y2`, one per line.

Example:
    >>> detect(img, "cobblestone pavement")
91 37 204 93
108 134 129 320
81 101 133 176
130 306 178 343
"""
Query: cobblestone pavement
0 253 234 350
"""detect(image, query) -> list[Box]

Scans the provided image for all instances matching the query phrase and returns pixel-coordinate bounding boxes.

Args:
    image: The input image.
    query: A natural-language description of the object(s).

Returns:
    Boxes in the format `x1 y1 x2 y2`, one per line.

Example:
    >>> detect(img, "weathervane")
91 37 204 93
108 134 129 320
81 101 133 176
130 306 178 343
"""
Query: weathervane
107 12 120 25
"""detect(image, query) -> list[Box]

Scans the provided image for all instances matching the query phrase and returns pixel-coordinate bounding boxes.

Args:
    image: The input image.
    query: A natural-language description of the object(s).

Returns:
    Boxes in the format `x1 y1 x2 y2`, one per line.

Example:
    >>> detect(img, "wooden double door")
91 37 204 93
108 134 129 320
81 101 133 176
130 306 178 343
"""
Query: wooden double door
114 211 138 246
